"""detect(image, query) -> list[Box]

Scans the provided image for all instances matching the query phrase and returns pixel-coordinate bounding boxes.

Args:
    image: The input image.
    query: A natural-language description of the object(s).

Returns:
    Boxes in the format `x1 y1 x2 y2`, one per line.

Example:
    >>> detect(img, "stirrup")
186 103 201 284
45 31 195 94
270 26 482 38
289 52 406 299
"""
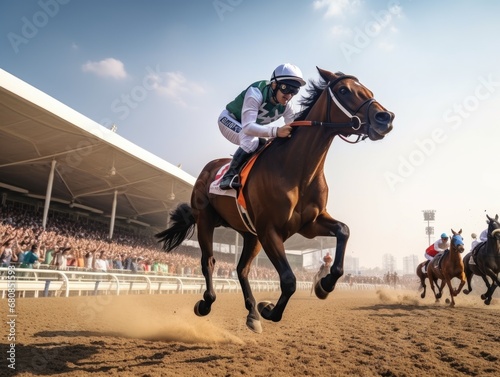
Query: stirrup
220 175 241 190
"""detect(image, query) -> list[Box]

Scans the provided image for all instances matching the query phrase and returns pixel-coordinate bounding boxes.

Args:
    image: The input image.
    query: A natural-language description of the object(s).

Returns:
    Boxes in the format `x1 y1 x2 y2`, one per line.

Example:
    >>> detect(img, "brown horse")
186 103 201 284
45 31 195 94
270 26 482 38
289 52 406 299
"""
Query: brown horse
427 229 466 307
416 260 444 299
156 67 394 333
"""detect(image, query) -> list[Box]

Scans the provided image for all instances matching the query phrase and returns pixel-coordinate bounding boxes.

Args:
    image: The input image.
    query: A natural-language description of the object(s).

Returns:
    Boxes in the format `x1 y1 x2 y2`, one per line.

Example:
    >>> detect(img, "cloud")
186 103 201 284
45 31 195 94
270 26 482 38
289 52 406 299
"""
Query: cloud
331 25 352 38
313 0 361 18
82 58 127 79
147 71 205 107
378 40 396 52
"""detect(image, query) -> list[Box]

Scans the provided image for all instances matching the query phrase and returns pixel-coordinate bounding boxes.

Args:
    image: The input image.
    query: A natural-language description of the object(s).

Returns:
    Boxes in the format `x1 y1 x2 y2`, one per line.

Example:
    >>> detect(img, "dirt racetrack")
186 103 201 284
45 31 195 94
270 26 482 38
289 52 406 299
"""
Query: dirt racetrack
2 288 499 377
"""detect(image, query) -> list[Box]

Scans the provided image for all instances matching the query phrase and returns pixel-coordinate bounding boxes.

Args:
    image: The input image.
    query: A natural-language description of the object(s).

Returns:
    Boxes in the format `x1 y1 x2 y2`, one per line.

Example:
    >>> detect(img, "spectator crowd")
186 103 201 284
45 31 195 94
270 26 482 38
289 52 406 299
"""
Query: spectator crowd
0 205 291 281
1 204 412 287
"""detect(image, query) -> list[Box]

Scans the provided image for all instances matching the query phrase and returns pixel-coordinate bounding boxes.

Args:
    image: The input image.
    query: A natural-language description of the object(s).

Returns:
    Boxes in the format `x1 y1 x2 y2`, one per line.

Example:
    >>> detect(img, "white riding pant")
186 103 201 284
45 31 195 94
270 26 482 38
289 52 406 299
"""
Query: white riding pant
218 109 260 153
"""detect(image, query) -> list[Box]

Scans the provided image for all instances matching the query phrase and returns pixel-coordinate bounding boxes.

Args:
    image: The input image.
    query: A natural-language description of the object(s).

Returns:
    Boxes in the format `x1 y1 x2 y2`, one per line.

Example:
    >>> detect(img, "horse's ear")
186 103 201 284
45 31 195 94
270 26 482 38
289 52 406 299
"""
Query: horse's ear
487 214 493 222
316 67 334 82
459 229 462 234
496 214 499 221
451 229 455 235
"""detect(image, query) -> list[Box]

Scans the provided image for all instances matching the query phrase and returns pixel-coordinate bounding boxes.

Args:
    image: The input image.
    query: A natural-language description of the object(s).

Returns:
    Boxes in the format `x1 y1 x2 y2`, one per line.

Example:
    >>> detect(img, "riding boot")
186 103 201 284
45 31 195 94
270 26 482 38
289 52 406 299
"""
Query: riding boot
219 147 252 190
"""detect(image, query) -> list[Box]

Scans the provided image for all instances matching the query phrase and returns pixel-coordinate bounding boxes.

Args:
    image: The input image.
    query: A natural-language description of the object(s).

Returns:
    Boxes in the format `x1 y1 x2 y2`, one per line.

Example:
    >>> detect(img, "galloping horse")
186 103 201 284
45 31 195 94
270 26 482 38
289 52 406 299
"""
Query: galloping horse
462 214 500 305
156 67 394 333
427 229 466 307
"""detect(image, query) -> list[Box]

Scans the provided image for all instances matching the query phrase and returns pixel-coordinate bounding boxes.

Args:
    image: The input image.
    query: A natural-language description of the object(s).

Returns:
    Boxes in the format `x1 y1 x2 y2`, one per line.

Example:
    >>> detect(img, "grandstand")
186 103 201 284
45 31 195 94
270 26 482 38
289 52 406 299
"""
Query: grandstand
0 68 336 269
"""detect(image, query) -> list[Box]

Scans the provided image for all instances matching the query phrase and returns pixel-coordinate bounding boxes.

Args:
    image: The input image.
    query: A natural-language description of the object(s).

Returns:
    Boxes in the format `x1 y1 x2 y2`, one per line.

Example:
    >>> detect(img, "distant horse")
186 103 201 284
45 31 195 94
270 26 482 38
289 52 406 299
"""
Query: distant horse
427 229 466 307
310 263 331 296
462 214 500 305
156 67 394 333
416 261 444 299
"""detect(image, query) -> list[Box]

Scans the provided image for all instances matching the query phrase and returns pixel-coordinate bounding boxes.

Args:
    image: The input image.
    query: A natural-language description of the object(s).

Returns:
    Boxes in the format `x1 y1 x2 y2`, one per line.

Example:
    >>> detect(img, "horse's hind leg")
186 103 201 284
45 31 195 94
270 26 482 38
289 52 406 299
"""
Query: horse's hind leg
428 273 440 303
463 265 473 295
193 214 217 317
418 274 427 299
236 233 263 333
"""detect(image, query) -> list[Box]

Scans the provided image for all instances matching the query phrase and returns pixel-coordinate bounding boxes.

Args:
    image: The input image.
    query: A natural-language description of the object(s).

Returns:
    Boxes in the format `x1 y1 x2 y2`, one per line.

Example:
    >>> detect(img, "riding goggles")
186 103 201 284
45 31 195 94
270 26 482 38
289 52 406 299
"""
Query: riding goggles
278 82 300 95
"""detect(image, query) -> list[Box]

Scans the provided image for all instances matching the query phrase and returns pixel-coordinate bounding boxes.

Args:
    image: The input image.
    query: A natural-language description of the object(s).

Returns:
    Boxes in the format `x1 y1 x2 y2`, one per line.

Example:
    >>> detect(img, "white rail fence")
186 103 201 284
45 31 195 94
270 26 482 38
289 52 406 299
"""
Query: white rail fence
0 267 389 299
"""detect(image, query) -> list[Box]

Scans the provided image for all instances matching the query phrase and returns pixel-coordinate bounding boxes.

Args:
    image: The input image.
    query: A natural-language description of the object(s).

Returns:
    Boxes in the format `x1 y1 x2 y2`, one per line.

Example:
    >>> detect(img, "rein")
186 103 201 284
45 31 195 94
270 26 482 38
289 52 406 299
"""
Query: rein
292 75 375 144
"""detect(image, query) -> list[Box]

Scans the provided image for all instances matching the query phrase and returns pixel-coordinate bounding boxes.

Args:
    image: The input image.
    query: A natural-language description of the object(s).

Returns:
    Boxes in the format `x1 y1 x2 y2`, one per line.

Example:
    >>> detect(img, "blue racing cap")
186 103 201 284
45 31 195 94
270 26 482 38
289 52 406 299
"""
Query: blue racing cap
441 233 448 238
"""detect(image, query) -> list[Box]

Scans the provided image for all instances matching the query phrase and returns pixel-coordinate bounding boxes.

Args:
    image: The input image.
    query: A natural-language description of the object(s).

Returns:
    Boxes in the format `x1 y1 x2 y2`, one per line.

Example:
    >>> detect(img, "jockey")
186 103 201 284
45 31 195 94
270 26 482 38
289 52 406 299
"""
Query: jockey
218 63 306 190
323 252 333 267
423 232 449 272
470 232 480 251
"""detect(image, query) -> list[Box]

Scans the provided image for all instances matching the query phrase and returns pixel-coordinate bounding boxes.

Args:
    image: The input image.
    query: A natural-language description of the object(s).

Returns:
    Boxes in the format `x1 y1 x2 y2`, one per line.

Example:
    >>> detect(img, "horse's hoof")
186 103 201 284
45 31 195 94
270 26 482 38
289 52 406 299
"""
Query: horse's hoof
194 300 211 316
257 301 274 320
436 293 442 299
463 289 470 295
420 292 425 299
485 298 491 306
246 317 263 334
445 298 450 304
314 280 330 300
480 294 486 300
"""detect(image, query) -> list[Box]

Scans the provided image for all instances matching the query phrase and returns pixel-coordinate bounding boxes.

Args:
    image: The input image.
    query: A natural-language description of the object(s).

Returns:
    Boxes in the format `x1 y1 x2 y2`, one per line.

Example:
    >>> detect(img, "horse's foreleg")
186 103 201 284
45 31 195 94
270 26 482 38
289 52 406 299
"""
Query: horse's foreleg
444 277 456 307
301 213 349 299
454 273 466 297
484 283 498 305
257 232 296 323
236 234 263 333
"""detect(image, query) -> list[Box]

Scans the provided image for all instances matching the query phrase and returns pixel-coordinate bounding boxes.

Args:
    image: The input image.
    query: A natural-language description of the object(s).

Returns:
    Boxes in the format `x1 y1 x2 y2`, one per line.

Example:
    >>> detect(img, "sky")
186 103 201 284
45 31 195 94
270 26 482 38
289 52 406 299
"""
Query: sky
1 0 500 270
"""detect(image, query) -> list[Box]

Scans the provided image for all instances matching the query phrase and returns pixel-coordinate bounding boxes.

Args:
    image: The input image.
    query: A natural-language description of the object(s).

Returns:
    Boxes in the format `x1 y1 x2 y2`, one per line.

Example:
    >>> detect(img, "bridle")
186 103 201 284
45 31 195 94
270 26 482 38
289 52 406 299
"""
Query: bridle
451 234 465 253
292 75 377 144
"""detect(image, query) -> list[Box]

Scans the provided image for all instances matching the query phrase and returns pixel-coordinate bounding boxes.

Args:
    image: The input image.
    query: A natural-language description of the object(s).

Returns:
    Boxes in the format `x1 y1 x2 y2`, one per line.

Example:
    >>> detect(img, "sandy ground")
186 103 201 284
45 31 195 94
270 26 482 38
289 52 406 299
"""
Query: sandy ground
1 287 499 377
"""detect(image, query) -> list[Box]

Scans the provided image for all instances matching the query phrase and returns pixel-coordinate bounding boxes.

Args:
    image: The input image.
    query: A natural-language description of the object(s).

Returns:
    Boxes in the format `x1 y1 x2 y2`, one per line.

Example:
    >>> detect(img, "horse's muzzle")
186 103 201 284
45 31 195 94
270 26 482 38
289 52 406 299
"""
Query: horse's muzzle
368 110 394 140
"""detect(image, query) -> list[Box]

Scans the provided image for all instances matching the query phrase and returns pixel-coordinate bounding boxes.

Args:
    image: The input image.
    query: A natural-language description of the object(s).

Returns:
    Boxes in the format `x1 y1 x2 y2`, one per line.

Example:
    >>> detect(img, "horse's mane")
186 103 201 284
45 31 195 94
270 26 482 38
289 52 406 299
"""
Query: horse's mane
294 77 329 121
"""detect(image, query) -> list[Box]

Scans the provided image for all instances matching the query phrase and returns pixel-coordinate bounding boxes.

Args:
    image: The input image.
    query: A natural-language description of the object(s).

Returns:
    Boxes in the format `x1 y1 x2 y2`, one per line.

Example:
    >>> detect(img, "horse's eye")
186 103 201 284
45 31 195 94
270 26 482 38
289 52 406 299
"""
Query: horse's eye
339 86 349 95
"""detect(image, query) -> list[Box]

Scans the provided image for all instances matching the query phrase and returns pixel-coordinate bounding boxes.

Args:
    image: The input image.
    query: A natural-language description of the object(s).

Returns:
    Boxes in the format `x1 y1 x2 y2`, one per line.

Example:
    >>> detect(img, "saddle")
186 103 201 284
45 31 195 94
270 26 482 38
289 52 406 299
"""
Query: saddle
471 241 486 259
208 139 271 234
432 249 449 271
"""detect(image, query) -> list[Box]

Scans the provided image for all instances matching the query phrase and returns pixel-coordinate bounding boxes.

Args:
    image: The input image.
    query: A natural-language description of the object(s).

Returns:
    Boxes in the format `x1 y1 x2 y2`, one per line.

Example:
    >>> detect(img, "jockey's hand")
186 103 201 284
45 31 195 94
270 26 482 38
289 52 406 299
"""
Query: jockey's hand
277 124 293 138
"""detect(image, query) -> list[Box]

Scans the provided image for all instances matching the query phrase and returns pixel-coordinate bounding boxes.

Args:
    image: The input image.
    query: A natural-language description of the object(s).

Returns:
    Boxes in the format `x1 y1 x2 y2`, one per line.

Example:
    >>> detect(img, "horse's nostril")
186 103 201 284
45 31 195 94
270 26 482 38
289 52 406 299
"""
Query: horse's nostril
375 111 391 124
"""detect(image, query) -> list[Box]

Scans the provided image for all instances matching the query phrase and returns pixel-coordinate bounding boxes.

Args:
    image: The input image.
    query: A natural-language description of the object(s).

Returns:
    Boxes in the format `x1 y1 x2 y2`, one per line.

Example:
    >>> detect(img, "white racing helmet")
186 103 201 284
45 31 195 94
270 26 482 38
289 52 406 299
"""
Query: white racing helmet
271 63 306 87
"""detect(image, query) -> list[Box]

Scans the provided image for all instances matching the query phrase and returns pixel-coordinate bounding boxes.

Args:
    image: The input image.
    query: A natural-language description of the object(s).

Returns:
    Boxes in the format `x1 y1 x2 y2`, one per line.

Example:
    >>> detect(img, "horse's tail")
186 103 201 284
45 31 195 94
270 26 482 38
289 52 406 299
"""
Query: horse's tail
155 203 196 252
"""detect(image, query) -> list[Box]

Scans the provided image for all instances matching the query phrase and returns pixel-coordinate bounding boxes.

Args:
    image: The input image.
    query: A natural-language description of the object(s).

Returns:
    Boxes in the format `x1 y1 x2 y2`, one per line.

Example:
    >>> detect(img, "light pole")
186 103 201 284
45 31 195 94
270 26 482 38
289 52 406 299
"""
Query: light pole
422 210 435 245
